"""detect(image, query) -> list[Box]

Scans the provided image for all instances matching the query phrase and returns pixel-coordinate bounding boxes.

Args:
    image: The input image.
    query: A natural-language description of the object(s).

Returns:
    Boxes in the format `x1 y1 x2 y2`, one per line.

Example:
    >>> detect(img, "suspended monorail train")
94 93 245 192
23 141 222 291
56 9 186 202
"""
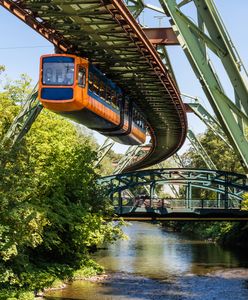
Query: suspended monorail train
38 54 146 145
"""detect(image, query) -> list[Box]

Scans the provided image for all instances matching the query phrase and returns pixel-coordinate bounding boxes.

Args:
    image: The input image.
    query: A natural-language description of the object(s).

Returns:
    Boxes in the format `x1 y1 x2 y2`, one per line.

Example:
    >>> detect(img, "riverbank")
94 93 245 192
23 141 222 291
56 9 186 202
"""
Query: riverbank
42 222 248 300
43 268 248 300
163 221 248 248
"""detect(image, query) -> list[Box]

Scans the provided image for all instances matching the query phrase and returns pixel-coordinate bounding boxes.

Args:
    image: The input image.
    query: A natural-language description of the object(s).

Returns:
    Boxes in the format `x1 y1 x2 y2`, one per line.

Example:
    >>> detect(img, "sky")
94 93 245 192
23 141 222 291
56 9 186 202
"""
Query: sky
0 0 247 154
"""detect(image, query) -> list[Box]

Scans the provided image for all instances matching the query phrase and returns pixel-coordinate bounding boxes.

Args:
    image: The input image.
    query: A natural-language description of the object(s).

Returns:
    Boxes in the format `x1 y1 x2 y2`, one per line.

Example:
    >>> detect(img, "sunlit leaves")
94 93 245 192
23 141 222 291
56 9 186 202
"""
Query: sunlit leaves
0 74 123 295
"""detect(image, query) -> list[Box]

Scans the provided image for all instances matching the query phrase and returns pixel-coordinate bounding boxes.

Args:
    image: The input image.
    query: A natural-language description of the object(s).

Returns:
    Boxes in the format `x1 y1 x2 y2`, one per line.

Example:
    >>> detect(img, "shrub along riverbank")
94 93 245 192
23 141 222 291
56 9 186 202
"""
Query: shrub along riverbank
0 68 124 299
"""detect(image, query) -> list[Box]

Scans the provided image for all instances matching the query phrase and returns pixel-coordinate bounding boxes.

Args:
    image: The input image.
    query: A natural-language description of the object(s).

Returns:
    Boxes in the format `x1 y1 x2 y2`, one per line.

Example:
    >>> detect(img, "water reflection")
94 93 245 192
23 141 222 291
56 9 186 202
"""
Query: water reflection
45 222 248 300
94 222 245 278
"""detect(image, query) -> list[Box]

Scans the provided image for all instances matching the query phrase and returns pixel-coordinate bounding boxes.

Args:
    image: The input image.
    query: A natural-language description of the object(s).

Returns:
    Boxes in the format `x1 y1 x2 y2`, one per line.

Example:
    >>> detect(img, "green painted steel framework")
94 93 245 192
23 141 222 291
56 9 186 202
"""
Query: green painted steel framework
1 0 248 220
160 0 248 172
126 0 248 173
1 0 248 174
1 85 42 148
0 0 187 172
99 168 248 220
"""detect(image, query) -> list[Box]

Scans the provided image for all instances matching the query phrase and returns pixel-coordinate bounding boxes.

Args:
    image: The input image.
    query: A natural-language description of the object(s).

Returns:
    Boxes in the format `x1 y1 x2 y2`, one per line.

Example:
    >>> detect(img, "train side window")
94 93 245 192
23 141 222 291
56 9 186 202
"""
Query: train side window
93 75 99 94
99 81 105 99
112 90 117 109
89 72 93 91
78 66 86 87
106 86 111 104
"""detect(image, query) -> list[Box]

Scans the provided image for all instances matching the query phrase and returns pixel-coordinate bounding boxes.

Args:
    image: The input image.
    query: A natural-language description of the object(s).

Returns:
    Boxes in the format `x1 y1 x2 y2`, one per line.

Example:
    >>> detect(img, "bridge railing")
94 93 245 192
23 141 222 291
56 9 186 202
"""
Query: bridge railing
112 197 242 215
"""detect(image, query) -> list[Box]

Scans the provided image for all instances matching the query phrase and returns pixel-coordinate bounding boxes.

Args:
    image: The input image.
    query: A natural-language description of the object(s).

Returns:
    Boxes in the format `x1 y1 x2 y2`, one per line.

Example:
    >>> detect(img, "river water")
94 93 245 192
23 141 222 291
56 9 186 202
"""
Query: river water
44 222 248 300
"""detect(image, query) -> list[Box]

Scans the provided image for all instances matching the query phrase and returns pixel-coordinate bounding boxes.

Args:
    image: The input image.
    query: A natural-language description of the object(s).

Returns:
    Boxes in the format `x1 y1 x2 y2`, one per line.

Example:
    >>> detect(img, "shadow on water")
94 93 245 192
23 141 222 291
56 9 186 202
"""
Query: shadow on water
44 222 248 300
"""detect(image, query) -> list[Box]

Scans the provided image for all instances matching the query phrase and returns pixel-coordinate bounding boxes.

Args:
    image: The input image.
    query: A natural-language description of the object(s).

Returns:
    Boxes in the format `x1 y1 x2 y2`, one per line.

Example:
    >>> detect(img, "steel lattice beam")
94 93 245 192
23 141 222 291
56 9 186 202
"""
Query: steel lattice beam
0 0 187 171
1 85 43 148
158 0 248 172
187 129 216 170
94 138 115 168
183 95 230 147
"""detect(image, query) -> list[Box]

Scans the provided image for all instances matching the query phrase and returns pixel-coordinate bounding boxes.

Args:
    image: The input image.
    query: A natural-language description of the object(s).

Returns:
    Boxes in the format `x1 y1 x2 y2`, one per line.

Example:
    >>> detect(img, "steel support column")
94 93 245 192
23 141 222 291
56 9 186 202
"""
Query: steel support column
94 138 115 168
183 95 230 147
125 0 145 18
1 84 43 148
118 190 123 215
150 181 155 208
113 145 140 174
159 0 248 172
186 182 192 209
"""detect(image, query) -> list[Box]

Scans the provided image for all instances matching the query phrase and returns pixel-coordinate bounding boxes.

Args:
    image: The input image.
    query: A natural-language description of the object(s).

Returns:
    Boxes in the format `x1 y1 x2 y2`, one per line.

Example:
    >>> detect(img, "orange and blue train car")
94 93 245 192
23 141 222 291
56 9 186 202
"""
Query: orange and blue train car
38 54 146 145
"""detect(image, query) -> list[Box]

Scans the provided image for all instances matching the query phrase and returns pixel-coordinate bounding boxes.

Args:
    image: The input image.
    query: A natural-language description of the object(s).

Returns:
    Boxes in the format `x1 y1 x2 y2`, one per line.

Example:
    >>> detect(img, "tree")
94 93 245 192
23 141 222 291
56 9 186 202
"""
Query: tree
174 128 248 246
0 69 124 297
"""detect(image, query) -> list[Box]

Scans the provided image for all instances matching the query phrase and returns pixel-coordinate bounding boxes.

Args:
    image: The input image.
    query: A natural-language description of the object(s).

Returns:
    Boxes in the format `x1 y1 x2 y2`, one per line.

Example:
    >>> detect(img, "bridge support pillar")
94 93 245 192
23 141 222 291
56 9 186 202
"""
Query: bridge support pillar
224 177 229 209
217 185 221 208
150 182 155 208
186 182 192 209
118 190 123 214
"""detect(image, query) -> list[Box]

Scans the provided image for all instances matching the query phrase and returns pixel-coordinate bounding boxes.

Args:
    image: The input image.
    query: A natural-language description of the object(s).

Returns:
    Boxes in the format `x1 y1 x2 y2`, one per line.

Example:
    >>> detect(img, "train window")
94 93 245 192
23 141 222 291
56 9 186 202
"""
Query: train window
112 90 118 109
99 81 105 99
89 72 93 91
93 75 99 94
106 86 112 104
78 66 86 87
42 56 74 86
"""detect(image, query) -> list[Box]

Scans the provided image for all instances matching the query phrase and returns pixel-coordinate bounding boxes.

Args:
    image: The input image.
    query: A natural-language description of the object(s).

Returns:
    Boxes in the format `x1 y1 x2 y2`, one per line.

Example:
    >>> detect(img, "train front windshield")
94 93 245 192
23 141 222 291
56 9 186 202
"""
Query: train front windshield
42 56 75 86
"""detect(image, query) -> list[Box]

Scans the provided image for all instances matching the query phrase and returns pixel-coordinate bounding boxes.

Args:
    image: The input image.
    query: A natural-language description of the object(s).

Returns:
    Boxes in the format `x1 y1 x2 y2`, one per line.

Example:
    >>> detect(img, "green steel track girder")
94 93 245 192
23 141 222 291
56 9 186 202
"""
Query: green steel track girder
0 0 187 171
158 0 248 172
125 0 145 18
113 145 140 174
1 85 43 148
173 152 185 168
183 94 230 147
187 129 216 170
94 138 115 168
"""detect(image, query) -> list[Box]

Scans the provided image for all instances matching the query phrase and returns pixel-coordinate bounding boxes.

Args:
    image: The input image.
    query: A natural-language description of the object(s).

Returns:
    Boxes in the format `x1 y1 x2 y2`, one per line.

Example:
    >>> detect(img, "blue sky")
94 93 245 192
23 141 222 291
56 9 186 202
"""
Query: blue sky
0 1 247 153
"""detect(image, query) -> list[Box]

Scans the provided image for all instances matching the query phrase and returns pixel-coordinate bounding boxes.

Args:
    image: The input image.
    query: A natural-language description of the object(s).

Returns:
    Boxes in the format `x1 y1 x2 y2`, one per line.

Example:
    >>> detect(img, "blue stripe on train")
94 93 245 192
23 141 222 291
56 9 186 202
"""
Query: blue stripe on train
41 88 73 100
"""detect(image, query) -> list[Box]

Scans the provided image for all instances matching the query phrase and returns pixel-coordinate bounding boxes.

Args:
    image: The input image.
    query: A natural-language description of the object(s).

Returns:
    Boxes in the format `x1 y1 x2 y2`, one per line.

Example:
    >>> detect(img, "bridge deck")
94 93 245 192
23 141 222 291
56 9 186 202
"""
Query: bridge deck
0 0 187 171
115 211 248 221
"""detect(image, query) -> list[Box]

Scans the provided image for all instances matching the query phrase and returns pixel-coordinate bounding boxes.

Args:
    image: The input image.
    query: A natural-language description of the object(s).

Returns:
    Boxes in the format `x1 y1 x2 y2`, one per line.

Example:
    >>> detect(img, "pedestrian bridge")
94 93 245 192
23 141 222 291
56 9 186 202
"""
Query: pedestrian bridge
99 168 248 221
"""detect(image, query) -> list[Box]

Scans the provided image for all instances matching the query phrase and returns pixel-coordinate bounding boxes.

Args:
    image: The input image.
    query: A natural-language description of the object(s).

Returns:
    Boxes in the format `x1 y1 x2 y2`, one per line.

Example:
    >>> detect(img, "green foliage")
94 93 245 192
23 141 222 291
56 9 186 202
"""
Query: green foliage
0 66 5 75
0 69 123 296
242 193 248 210
175 128 248 247
2 74 32 105
0 289 34 300
72 259 104 280
183 130 242 172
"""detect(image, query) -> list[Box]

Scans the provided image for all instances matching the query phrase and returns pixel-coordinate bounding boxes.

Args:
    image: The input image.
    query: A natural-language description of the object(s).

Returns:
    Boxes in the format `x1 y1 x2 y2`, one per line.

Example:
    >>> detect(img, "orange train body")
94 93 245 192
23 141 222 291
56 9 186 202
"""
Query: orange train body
38 54 146 145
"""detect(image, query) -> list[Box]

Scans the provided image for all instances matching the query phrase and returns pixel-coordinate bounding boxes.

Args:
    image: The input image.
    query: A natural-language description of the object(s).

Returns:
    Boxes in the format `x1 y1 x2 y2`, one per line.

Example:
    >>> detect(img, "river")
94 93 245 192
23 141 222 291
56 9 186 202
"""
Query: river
44 222 248 299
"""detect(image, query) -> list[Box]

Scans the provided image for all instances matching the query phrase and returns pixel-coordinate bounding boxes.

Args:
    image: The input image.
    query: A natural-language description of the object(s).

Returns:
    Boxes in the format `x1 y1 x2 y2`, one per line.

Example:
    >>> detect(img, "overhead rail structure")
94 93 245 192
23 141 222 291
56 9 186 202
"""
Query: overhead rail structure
124 0 248 173
0 0 187 171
